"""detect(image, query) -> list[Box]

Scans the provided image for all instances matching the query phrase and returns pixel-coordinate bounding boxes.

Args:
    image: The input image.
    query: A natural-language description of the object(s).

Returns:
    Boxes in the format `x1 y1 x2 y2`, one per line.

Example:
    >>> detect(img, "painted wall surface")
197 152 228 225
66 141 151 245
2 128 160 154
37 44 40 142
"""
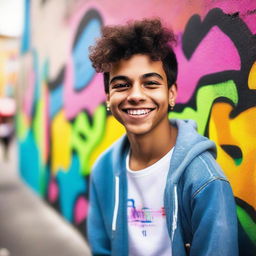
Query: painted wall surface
18 0 256 254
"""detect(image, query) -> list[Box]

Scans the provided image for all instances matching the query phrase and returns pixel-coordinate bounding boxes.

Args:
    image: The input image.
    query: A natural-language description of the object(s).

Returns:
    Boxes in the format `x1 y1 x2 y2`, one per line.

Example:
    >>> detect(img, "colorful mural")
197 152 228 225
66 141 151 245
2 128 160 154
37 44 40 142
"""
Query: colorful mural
18 0 256 254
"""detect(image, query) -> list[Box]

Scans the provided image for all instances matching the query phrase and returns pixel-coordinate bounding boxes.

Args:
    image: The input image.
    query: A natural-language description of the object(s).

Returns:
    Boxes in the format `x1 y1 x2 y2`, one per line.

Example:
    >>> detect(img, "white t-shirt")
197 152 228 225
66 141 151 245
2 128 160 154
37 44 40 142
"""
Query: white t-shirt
126 148 174 256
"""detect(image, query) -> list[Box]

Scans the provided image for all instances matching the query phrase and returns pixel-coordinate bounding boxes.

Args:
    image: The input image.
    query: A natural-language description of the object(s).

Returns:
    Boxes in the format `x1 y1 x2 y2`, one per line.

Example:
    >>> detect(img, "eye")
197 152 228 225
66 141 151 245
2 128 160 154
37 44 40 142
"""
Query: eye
112 83 130 89
144 81 160 87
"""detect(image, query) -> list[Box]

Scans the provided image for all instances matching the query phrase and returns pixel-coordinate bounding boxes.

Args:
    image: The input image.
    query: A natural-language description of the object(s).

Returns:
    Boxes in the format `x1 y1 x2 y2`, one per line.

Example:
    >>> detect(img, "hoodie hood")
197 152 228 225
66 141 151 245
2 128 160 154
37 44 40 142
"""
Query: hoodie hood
161 119 217 244
168 119 216 184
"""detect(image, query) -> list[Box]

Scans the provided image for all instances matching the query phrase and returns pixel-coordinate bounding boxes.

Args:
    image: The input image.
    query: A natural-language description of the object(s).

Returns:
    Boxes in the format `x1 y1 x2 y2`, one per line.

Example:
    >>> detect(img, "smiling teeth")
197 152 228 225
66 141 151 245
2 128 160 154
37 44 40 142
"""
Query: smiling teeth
127 109 151 115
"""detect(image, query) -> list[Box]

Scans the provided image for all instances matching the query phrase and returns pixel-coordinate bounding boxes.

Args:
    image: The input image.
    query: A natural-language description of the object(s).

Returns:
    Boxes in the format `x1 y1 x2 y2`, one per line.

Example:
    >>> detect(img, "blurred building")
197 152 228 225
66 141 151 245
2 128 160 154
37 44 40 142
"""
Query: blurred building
0 36 18 98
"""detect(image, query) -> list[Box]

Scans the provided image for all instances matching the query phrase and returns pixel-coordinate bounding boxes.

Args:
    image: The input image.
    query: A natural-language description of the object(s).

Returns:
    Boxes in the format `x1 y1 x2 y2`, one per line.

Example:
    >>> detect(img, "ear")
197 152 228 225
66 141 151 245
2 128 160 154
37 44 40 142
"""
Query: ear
168 84 177 103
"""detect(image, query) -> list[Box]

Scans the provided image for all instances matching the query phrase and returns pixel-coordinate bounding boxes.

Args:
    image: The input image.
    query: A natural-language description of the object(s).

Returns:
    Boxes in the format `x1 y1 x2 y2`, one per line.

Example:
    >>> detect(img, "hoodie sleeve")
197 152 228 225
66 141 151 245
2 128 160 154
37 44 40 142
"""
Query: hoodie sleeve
190 178 238 256
87 177 111 256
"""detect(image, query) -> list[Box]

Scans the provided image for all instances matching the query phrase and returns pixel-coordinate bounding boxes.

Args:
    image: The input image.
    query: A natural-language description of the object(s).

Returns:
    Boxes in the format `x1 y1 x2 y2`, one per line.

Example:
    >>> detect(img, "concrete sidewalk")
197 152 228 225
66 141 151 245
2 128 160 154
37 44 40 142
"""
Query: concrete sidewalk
0 141 91 256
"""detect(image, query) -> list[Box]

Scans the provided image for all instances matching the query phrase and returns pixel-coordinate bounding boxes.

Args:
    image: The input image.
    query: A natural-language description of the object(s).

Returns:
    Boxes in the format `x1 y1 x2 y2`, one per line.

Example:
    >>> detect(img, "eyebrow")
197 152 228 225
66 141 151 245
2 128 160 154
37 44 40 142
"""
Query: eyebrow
142 72 164 80
109 75 130 84
110 72 163 85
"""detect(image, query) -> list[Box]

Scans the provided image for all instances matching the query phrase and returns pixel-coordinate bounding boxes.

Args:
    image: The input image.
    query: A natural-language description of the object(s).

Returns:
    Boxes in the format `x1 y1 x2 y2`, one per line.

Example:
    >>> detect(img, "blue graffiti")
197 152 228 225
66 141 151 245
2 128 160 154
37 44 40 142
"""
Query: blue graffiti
72 18 101 91
56 154 87 222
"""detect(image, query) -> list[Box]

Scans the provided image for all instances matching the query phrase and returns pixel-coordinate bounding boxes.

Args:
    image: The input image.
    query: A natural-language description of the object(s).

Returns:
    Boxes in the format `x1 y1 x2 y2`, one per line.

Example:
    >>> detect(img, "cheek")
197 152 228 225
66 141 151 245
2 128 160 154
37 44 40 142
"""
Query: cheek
109 92 127 105
150 92 169 105
109 96 120 108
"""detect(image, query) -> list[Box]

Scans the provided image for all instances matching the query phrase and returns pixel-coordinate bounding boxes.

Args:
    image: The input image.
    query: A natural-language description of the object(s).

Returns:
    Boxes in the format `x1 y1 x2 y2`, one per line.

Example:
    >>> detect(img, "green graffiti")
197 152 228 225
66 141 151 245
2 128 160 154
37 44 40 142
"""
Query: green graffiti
169 80 238 135
72 104 106 176
237 205 256 245
234 158 242 166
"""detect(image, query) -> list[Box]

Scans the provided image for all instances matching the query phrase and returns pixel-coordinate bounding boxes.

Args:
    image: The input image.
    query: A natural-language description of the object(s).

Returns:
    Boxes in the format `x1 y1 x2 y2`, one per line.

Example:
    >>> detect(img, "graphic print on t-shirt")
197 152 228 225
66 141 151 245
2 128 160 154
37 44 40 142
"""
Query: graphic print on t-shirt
126 148 174 254
127 198 166 228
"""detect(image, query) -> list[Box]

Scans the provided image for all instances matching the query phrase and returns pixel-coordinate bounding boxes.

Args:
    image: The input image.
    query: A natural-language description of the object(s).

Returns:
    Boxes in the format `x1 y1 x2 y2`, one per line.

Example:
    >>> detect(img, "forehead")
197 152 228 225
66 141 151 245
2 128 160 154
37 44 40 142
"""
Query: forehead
109 54 166 80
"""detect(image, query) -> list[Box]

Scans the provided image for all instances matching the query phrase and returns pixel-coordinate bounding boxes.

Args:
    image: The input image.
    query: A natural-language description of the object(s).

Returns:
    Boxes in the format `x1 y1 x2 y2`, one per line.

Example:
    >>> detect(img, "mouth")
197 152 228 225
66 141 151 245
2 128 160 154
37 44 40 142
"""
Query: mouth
122 108 155 116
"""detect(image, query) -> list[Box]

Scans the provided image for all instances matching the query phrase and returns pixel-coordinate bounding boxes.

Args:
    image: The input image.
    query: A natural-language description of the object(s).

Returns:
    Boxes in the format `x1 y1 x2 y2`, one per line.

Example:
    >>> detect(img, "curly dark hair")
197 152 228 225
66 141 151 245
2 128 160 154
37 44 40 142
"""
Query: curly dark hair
89 18 178 93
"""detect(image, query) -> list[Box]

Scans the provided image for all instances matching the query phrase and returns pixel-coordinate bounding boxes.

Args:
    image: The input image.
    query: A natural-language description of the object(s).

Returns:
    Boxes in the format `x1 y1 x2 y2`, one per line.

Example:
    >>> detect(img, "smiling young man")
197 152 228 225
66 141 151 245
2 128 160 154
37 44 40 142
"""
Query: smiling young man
87 19 238 256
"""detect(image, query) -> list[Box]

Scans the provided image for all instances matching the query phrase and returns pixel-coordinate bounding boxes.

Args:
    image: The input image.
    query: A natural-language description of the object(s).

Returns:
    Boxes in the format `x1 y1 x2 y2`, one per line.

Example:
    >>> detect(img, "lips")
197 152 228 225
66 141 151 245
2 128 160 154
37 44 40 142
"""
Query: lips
122 108 155 116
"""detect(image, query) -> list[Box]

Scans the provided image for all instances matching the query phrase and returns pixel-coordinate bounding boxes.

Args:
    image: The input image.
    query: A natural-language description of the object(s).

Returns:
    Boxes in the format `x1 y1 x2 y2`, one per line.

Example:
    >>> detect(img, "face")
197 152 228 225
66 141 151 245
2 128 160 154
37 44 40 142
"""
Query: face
107 54 176 136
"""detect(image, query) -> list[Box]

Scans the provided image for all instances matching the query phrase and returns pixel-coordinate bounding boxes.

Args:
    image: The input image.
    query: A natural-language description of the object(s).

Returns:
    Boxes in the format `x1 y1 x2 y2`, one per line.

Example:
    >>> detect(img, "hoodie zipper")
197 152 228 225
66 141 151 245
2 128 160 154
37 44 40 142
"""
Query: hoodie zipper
112 176 120 231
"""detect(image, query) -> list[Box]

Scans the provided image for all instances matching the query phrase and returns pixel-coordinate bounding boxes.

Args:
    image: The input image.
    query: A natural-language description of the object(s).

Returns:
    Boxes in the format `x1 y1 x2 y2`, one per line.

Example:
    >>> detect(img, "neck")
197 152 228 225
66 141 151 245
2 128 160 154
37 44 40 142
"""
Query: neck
127 120 177 171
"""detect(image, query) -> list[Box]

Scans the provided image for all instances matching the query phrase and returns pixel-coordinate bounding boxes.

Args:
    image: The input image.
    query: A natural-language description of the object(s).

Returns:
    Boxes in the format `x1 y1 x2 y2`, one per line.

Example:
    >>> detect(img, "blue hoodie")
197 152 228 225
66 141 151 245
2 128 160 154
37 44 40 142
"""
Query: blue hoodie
87 119 238 256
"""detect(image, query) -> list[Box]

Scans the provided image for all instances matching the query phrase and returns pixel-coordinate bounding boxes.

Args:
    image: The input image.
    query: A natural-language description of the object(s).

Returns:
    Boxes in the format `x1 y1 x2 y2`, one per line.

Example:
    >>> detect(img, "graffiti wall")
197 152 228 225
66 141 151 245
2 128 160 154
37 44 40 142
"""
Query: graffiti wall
18 0 256 254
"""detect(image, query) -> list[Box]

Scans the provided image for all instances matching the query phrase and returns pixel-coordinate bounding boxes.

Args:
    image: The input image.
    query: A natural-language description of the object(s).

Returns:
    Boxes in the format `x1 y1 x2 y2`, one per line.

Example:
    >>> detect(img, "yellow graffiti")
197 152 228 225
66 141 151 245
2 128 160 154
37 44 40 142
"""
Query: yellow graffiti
89 115 125 168
248 61 256 90
209 102 256 210
72 105 106 175
51 110 72 174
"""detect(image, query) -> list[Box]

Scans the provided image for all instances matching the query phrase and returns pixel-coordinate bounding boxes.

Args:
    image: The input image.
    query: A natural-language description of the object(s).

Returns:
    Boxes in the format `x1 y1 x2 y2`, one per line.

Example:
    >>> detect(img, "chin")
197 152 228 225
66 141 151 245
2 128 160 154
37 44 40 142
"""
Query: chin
124 124 153 136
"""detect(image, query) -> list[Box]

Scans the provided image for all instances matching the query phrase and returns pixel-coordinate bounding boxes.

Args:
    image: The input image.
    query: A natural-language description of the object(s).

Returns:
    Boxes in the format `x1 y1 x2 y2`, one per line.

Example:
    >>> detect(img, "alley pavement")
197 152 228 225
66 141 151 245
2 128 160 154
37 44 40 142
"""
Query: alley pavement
0 140 91 256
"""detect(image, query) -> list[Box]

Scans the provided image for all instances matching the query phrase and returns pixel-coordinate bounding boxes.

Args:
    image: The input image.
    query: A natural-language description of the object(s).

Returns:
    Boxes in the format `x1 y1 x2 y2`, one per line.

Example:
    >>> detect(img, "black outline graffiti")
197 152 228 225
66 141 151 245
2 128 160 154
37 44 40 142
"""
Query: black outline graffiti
48 66 65 91
176 8 256 118
73 9 103 50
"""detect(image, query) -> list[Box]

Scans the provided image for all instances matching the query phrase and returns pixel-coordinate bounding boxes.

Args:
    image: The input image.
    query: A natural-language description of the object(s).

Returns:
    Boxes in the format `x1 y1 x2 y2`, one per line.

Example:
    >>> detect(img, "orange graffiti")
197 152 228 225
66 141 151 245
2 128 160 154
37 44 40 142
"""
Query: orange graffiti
209 102 256 210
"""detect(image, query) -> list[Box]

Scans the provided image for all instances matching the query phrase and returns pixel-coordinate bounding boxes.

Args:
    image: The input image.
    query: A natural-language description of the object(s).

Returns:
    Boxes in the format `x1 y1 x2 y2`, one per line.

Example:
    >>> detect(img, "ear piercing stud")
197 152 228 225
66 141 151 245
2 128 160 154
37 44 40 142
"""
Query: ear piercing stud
169 100 175 111
106 102 110 111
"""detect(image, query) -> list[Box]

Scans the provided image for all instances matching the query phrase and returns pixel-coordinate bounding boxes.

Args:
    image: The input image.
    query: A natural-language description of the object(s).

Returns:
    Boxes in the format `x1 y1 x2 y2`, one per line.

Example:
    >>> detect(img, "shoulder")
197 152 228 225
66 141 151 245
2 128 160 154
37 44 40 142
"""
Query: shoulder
181 151 229 200
91 135 129 182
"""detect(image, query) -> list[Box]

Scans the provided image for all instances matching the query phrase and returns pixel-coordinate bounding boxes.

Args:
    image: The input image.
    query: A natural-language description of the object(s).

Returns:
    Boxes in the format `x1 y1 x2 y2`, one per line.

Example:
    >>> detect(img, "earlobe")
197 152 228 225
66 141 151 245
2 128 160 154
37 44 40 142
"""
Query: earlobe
106 94 111 111
169 84 177 111
169 100 175 111
106 101 110 111
106 93 110 111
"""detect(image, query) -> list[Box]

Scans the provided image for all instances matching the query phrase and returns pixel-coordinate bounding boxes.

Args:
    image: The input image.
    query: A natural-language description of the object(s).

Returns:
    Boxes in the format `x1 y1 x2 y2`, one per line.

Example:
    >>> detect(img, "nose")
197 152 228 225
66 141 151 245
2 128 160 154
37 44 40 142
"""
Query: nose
127 84 146 104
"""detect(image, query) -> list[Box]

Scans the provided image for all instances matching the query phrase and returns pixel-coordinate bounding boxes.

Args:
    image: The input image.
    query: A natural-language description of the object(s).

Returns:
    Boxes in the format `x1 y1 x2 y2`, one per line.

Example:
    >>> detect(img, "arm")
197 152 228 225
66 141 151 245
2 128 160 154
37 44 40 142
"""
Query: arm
190 178 238 256
87 177 111 256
